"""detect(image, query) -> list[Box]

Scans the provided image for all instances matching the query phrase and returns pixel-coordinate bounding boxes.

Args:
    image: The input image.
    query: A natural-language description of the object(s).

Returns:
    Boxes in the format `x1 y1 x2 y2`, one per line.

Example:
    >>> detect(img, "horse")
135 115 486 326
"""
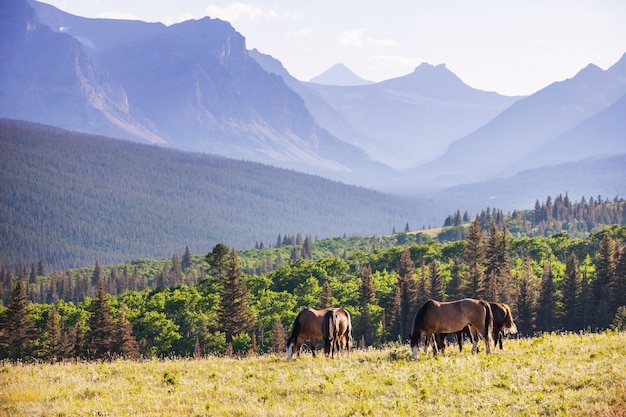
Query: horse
286 306 337 358
409 298 493 358
322 308 353 358
435 301 517 352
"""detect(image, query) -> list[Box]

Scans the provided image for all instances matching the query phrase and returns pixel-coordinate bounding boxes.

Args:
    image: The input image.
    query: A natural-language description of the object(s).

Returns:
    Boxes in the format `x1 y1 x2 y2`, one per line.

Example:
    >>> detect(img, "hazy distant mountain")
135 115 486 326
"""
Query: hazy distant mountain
305 63 521 169
413 54 626 187
3 0 388 184
309 63 374 86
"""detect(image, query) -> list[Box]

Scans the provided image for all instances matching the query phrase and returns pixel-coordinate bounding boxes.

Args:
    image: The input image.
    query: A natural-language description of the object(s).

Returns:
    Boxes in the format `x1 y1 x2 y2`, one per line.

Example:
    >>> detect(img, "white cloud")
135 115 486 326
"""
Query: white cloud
338 29 398 48
97 11 141 21
288 28 314 38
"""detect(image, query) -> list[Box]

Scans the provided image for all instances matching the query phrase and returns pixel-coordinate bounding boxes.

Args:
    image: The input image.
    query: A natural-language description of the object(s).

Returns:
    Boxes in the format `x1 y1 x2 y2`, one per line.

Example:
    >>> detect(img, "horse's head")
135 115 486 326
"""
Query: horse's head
285 336 296 359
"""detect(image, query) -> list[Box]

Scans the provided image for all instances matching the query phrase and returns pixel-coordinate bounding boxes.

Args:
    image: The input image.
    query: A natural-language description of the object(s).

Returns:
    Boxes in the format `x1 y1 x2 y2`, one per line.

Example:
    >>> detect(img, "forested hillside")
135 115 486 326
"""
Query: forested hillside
0 119 438 269
1 218 624 361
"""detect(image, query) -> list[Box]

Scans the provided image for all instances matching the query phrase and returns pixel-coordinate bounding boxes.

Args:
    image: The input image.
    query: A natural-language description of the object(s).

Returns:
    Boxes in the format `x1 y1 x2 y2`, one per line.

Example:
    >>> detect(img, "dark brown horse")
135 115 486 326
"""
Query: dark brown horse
435 301 517 352
322 308 352 358
286 307 337 358
409 298 493 358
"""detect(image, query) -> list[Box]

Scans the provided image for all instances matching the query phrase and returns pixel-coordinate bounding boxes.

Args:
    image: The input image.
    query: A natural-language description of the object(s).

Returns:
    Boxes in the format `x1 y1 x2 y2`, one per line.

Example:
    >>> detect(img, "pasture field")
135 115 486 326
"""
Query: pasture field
1 332 625 417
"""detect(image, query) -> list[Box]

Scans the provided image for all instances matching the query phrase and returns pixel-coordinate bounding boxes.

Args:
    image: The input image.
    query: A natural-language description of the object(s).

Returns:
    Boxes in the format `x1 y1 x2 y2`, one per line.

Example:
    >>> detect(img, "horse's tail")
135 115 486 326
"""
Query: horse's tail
322 310 333 355
480 300 494 350
343 309 353 348
502 303 518 334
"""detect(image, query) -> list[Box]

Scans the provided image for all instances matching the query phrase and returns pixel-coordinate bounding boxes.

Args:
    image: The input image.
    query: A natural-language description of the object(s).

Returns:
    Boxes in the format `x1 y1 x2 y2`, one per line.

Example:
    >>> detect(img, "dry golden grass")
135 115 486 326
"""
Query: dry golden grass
1 332 625 416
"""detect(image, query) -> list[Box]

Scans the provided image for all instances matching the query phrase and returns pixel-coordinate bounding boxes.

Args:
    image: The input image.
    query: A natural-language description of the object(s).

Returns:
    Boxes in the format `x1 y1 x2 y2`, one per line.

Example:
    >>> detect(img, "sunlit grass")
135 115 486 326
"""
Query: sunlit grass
1 332 625 416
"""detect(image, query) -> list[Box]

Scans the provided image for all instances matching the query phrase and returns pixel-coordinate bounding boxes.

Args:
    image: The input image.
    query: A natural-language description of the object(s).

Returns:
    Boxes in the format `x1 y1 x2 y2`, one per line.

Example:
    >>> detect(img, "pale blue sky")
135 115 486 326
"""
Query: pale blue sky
40 0 626 95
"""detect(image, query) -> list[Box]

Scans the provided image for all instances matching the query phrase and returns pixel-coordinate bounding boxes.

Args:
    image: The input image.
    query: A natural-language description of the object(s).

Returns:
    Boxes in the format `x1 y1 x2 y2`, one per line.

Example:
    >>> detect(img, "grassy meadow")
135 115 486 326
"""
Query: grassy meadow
1 332 625 417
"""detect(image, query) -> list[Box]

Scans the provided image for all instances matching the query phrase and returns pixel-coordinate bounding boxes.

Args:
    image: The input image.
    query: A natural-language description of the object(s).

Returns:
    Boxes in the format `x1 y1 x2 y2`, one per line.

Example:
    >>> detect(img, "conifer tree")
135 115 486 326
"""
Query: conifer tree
86 279 115 359
464 219 485 299
0 281 38 361
217 248 256 342
42 306 62 362
537 261 556 332
356 265 378 346
516 259 537 336
561 253 581 331
398 246 417 340
446 259 464 301
318 280 333 308
384 282 402 342
593 233 616 328
114 304 140 359
270 317 286 354
429 260 445 301
203 243 230 288
91 261 103 286
181 245 193 271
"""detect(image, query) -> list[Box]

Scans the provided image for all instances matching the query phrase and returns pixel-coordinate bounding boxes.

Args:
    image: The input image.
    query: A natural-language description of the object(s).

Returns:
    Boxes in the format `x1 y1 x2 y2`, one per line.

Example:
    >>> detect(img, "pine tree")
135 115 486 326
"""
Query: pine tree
516 258 537 336
182 245 193 271
464 219 485 299
0 281 39 361
384 282 402 342
593 233 616 328
42 306 62 362
356 265 378 346
217 248 256 342
270 317 286 354
91 261 103 286
86 279 115 359
203 243 230 288
428 260 445 301
318 280 333 308
561 253 581 331
536 261 556 332
446 259 464 301
114 304 140 359
398 246 417 340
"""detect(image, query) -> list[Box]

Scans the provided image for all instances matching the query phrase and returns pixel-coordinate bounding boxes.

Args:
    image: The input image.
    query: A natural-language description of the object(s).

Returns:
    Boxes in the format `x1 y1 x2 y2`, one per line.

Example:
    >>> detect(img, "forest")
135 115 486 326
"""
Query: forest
0 195 625 361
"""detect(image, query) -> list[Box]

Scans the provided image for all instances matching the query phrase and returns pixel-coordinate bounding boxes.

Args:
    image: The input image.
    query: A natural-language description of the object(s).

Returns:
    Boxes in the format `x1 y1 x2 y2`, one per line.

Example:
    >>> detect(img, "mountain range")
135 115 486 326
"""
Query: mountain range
1 0 625 196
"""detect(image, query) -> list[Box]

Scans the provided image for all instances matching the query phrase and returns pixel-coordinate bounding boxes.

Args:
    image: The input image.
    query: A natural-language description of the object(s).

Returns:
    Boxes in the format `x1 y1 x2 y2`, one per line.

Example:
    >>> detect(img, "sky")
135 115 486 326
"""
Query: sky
39 0 626 96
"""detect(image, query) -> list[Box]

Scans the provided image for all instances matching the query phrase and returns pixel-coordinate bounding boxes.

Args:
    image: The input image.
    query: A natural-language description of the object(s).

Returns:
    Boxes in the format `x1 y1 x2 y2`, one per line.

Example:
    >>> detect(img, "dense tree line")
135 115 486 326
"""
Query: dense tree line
1 223 625 362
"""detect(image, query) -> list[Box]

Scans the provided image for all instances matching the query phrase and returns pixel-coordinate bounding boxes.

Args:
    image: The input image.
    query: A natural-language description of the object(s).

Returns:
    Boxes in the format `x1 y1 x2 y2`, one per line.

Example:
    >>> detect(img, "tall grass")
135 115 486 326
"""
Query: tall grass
1 332 625 416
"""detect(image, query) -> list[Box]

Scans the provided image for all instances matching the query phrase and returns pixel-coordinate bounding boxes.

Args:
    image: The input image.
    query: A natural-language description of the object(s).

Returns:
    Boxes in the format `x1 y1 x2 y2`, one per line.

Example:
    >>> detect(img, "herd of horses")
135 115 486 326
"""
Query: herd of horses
285 298 517 359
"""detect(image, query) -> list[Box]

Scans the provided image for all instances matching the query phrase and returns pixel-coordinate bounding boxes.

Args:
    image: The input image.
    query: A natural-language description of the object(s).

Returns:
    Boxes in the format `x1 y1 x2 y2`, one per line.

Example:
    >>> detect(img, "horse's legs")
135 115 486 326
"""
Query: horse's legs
470 329 478 354
431 334 439 356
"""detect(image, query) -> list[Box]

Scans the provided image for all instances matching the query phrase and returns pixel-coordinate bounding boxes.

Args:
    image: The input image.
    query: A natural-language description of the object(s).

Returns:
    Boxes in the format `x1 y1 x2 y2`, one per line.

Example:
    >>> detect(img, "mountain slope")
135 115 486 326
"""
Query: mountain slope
304 63 521 169
414 54 626 187
3 0 387 183
0 119 436 269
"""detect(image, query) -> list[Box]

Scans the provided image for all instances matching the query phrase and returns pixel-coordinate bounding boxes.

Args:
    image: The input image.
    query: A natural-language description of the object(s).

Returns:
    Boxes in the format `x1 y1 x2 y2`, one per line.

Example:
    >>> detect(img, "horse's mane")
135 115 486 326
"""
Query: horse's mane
411 299 436 337
501 303 518 333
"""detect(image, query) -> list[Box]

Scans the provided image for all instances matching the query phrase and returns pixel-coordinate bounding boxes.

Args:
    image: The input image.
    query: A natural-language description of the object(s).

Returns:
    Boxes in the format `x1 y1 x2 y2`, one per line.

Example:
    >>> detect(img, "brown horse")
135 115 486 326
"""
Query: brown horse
322 308 353 358
286 307 337 358
435 301 517 352
409 298 493 358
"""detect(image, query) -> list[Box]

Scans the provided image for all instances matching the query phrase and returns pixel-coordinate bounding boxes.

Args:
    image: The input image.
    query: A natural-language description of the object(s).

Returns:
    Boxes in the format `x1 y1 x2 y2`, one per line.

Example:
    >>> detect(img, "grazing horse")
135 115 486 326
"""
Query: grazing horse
322 308 353 358
409 298 493 358
286 307 337 358
435 301 517 352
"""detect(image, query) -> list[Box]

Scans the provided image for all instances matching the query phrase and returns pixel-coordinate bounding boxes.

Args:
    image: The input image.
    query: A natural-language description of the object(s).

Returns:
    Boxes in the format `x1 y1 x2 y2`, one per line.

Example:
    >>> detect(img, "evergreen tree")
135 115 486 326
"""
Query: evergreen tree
181 245 193 271
0 281 38 361
446 259 464 301
86 279 115 359
613 246 626 315
428 260 445 301
516 259 537 336
42 306 62 362
384 282 402 342
318 281 333 308
561 253 581 331
91 261 103 286
536 261 556 332
217 248 256 342
464 219 485 299
593 233 616 328
397 246 417 340
270 317 286 354
203 243 230 287
113 304 140 359
356 265 378 346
